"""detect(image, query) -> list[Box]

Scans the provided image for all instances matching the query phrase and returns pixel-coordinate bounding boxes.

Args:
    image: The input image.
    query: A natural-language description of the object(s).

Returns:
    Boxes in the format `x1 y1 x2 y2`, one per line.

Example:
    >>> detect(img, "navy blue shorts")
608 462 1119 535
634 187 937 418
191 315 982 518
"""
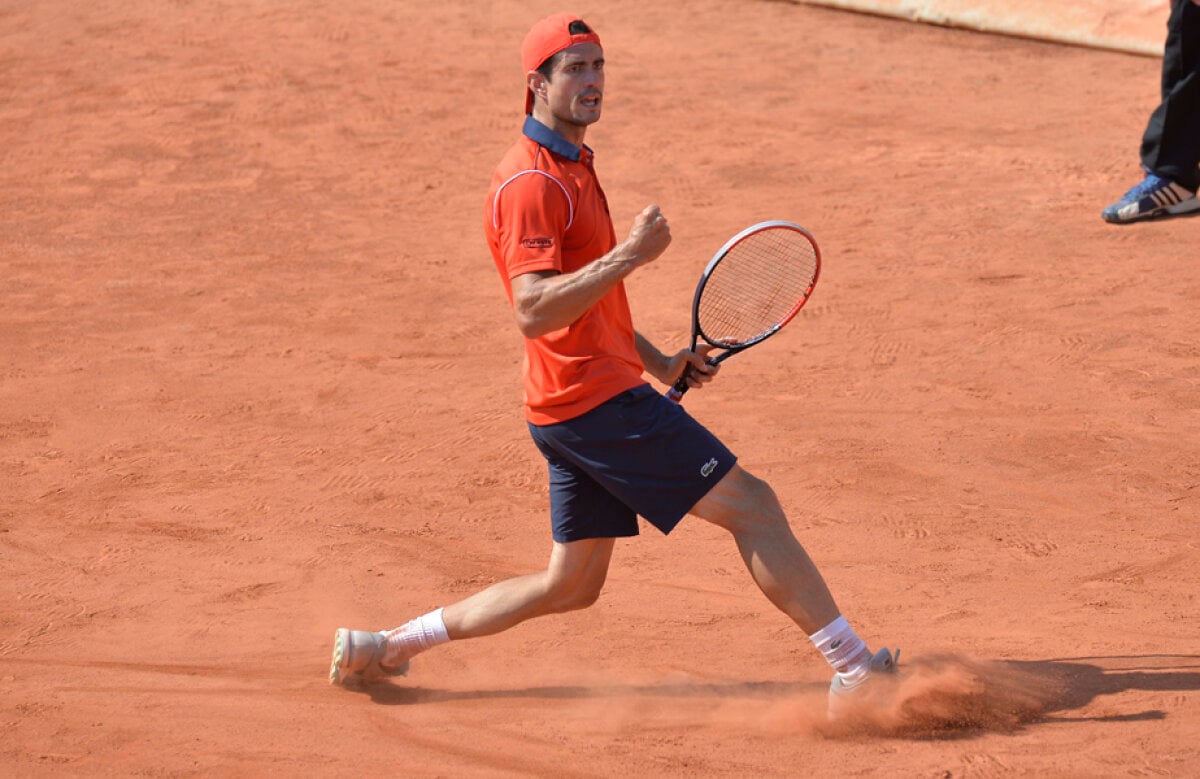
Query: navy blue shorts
527 385 737 542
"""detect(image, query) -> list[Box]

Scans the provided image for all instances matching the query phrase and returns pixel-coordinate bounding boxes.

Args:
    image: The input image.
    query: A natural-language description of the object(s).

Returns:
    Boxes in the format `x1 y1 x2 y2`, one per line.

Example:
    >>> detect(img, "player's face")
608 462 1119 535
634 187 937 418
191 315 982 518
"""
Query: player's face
543 42 604 130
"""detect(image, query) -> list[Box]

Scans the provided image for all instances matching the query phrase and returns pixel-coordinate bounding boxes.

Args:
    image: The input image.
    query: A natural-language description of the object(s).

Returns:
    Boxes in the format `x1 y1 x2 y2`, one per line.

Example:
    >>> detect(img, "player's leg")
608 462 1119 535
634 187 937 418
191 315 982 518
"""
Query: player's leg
689 463 838 634
331 395 639 687
689 464 897 713
330 537 614 685
441 536 615 639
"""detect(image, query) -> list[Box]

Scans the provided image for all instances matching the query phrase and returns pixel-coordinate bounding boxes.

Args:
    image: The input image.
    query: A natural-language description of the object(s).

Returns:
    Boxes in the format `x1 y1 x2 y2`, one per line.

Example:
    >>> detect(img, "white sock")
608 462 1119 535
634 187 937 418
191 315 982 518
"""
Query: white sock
809 615 872 688
383 608 450 667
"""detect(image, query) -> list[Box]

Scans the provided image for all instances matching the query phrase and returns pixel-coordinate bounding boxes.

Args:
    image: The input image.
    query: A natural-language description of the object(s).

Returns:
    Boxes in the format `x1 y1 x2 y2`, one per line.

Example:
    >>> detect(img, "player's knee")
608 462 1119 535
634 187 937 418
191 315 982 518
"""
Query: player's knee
543 572 605 613
564 584 603 611
724 470 789 540
548 582 603 613
738 468 772 502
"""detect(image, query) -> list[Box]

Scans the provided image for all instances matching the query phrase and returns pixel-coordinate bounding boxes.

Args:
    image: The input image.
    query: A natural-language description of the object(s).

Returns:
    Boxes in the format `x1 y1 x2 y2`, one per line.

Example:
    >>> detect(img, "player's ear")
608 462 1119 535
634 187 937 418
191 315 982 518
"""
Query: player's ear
527 71 548 104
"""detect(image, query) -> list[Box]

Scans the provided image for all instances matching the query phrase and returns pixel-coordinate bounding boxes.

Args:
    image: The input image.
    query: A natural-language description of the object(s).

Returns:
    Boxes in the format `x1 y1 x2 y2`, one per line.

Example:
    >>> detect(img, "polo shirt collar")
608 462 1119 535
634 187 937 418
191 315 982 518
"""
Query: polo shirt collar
523 116 591 162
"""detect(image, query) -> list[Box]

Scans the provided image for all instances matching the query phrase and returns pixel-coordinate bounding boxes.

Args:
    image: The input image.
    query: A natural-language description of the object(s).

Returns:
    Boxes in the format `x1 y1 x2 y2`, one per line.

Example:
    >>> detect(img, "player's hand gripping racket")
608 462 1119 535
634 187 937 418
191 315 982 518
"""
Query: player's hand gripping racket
666 220 820 403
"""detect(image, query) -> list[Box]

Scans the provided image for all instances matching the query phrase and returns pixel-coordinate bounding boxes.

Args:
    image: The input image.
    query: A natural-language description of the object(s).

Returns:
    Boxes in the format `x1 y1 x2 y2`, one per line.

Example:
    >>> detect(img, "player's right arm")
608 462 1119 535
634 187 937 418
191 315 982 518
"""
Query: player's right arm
511 205 671 339
635 333 718 388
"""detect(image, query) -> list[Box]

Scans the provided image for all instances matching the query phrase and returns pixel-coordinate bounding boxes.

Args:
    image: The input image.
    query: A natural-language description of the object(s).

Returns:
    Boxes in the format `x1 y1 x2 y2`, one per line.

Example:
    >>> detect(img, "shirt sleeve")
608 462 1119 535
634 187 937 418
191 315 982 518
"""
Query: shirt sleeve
491 169 573 279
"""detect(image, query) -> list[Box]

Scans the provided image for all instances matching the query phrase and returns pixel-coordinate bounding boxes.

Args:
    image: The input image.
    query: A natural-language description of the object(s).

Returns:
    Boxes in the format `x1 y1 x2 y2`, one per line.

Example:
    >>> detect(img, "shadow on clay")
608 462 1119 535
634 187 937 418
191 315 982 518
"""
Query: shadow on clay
1012 654 1200 723
355 678 810 706
345 653 1200 739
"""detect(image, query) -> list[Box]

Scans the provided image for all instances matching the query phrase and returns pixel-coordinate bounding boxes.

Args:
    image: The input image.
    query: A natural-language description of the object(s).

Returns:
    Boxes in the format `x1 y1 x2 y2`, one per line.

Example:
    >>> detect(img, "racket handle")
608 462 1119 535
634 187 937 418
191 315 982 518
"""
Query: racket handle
666 368 693 404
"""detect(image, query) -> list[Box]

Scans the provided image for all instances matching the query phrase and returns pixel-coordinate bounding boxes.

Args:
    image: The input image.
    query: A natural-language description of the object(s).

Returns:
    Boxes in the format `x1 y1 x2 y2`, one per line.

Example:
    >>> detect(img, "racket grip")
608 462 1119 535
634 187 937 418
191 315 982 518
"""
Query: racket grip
666 368 693 404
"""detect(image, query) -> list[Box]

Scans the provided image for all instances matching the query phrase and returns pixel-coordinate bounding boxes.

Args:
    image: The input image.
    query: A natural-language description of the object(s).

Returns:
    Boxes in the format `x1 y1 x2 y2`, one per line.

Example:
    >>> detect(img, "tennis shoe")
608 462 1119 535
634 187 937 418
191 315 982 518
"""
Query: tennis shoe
328 628 410 685
827 646 900 720
1101 173 1200 223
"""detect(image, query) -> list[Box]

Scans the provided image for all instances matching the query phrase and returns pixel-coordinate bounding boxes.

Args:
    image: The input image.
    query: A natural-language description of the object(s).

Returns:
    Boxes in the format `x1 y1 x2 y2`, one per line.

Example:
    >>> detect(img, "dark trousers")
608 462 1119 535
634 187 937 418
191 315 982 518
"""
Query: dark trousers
1141 1 1200 191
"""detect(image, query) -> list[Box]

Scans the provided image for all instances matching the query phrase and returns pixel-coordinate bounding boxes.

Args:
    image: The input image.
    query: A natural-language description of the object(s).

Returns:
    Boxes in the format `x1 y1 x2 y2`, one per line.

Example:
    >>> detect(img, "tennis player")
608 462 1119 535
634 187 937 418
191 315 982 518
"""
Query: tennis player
330 12 897 717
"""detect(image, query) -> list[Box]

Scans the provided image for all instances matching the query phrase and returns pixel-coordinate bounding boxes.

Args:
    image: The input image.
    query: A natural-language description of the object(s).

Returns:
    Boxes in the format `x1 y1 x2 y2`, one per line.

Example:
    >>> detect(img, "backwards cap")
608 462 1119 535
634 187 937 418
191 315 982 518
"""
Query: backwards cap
521 13 602 115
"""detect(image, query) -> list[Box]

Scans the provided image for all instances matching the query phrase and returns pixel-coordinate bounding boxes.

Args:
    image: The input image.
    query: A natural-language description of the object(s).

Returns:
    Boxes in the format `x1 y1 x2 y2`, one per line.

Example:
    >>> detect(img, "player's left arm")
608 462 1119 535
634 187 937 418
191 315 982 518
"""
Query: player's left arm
634 332 718 388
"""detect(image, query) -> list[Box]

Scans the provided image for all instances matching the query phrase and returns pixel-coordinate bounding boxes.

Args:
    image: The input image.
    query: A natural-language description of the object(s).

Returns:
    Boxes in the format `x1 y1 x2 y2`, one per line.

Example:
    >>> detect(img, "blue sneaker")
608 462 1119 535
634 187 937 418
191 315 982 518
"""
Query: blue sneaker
1102 173 1200 223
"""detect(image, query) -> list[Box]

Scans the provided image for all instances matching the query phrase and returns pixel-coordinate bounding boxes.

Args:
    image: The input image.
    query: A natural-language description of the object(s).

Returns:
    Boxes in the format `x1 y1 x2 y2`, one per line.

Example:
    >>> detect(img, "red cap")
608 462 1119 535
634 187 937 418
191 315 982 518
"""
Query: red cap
521 13 601 115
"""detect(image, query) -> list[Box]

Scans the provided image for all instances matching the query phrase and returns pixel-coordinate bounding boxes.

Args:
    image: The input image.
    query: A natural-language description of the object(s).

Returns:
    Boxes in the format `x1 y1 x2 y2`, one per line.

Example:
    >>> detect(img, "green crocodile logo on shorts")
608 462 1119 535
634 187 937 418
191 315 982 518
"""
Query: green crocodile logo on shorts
700 457 719 477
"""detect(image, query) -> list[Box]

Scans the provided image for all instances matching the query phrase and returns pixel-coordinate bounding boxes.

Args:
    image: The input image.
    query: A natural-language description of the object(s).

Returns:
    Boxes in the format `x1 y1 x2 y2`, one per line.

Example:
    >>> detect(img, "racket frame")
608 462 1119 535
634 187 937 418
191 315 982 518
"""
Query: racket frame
666 220 820 402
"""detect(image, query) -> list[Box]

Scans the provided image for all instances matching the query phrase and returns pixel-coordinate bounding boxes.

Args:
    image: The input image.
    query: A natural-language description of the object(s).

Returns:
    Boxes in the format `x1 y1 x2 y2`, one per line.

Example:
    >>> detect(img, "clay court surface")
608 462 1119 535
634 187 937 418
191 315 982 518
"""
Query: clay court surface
2 0 1199 775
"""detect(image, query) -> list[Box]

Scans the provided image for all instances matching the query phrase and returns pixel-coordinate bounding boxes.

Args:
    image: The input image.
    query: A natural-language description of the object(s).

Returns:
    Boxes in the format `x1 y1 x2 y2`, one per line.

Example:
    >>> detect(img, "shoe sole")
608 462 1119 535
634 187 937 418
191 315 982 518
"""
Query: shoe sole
329 628 351 685
1104 196 1200 223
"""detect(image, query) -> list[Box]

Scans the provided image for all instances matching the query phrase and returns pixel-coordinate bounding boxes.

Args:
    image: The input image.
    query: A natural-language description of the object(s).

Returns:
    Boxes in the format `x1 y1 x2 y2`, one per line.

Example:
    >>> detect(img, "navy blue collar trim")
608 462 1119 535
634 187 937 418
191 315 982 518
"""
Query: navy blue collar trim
523 116 589 162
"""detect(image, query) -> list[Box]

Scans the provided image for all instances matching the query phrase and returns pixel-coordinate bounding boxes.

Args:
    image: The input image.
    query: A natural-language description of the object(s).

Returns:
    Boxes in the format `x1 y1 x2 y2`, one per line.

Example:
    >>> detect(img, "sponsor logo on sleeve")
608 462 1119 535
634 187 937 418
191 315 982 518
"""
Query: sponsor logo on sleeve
520 236 554 249
700 457 719 477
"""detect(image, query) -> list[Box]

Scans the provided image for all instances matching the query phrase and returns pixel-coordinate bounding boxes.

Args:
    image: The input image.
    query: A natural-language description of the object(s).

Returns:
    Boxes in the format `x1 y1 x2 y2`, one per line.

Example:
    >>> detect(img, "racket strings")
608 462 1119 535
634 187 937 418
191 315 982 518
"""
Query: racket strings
697 229 817 347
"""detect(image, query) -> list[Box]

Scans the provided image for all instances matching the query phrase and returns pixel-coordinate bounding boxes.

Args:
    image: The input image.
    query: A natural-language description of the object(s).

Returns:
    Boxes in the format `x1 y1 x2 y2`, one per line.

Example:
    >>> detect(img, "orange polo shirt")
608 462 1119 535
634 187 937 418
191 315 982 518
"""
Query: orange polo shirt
484 117 646 425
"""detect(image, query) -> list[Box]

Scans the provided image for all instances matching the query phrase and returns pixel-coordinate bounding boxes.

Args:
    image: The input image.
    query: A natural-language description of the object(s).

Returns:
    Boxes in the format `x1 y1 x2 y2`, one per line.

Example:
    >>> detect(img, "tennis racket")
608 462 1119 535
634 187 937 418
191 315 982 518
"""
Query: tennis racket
666 220 821 403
